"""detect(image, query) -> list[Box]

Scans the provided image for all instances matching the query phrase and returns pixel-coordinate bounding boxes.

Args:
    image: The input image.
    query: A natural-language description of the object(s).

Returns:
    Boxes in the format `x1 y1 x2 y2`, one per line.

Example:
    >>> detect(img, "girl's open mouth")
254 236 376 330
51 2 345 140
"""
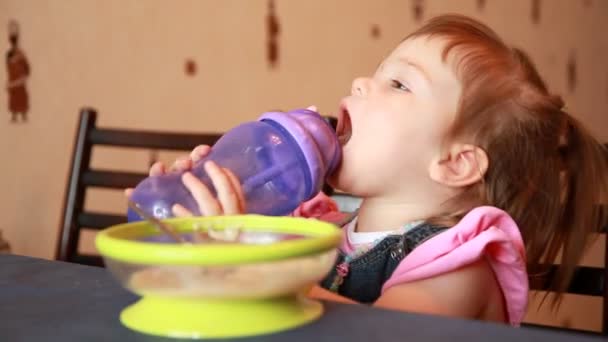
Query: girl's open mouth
336 104 352 146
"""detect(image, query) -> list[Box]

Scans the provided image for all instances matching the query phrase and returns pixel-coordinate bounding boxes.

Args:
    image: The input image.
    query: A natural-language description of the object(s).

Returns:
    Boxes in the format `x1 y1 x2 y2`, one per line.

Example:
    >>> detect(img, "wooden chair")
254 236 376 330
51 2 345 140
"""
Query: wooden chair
56 107 222 266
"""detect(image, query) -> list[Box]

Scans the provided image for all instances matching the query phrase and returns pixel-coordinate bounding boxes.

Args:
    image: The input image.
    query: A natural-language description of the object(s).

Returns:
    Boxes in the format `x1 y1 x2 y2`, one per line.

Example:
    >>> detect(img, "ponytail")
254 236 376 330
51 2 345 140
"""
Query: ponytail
545 112 608 294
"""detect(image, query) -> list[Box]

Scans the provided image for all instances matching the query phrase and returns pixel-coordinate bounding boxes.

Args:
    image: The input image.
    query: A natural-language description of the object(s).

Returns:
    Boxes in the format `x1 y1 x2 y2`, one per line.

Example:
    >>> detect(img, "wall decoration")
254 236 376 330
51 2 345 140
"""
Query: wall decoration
567 50 577 93
184 58 197 76
266 0 280 69
477 0 486 11
5 20 30 124
370 24 381 40
531 0 541 25
412 0 424 23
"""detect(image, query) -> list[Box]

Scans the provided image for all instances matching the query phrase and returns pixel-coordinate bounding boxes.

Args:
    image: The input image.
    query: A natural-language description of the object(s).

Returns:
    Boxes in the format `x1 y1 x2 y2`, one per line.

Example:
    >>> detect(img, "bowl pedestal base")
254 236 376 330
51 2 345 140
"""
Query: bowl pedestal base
120 293 323 339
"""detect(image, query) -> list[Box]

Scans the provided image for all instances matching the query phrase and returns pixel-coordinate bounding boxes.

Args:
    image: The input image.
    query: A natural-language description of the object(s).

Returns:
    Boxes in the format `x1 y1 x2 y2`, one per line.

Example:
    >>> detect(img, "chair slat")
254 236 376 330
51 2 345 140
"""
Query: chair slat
82 170 147 189
71 254 104 267
529 265 605 297
77 212 126 230
89 128 221 151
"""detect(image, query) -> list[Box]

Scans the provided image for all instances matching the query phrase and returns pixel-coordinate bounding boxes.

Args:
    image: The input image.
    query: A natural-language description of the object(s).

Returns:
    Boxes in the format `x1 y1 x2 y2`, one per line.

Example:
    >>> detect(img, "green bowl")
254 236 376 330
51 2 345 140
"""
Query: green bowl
96 215 342 339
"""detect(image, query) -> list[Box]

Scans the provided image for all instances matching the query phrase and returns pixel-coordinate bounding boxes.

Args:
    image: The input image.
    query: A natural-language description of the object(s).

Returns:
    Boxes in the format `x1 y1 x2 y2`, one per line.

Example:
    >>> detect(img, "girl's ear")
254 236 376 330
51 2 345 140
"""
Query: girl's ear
428 144 489 188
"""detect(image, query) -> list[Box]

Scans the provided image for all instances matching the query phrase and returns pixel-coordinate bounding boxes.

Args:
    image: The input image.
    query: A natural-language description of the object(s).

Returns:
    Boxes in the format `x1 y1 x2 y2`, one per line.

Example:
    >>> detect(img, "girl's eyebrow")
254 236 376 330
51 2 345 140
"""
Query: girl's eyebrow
396 58 433 85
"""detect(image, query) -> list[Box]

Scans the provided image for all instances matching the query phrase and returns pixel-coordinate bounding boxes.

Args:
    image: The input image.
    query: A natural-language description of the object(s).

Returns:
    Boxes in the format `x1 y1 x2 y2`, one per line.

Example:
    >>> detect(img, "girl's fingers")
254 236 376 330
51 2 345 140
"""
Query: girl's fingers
182 171 222 216
223 167 246 213
170 156 193 173
307 105 318 112
149 161 166 176
124 188 133 198
190 145 212 163
205 162 242 215
172 203 194 217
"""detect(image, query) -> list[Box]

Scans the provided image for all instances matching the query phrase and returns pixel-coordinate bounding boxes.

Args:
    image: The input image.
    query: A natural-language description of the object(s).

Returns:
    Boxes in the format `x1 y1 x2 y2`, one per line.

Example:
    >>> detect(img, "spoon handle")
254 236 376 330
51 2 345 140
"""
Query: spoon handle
127 200 186 243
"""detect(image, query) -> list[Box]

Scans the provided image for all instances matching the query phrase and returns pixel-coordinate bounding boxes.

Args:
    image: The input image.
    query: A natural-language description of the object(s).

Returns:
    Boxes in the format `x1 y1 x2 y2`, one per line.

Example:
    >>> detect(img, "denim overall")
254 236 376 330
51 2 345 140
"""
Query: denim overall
319 219 447 303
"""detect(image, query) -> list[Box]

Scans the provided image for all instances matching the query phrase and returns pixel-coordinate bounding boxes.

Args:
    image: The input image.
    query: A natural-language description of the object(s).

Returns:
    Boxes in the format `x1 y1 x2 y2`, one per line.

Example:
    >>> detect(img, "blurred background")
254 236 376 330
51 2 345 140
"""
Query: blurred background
1 0 606 332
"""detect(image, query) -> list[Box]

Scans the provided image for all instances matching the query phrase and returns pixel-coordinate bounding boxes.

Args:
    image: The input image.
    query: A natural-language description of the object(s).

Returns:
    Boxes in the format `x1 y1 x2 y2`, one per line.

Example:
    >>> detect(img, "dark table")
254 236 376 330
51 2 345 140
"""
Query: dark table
0 254 602 341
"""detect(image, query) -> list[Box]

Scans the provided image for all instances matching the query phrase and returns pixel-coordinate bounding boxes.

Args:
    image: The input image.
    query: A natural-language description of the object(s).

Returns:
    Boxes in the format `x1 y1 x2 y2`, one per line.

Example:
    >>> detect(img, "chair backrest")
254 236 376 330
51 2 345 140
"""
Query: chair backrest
56 108 222 266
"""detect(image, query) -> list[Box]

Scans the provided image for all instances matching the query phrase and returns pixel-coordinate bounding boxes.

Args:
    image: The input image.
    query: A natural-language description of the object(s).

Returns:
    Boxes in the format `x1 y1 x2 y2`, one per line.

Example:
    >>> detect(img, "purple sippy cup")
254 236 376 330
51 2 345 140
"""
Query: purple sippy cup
127 109 341 222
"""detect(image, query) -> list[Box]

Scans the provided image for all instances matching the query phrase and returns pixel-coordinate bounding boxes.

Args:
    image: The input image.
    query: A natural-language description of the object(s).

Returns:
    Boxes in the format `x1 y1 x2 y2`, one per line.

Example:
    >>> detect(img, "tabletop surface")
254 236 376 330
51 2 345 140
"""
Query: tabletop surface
0 254 602 342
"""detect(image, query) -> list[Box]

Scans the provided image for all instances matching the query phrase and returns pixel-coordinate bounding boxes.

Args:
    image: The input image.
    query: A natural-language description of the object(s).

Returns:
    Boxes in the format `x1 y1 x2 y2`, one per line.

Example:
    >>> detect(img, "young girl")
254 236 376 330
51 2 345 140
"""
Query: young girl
128 15 608 326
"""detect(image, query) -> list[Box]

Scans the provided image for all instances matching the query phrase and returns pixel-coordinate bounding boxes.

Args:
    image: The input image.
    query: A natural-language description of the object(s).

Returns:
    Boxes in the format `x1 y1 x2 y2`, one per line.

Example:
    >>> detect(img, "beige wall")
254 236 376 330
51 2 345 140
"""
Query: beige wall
1 0 606 332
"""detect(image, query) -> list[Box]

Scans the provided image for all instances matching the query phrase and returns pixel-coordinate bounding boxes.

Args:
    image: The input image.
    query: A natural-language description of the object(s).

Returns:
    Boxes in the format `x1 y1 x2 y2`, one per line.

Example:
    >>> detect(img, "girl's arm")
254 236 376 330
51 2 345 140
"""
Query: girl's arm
307 285 357 304
307 259 503 323
374 259 505 322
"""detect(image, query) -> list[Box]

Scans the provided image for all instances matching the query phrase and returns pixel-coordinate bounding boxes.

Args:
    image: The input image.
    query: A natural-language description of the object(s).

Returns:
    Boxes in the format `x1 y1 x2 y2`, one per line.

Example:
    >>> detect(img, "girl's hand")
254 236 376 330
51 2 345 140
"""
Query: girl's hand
307 285 357 304
124 145 246 217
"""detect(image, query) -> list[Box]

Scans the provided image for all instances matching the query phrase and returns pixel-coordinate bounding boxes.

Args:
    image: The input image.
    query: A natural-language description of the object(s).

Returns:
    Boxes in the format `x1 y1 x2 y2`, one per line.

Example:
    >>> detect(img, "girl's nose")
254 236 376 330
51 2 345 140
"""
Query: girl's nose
351 77 369 96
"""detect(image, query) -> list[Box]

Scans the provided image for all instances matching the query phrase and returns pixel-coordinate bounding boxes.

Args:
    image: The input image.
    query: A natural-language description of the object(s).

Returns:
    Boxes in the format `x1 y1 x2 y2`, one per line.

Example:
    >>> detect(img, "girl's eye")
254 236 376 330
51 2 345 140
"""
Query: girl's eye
390 79 410 92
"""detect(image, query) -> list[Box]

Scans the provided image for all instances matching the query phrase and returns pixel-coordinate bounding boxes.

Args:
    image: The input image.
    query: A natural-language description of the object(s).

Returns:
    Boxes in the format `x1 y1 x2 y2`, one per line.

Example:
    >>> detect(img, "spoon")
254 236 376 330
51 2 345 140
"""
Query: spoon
127 199 186 243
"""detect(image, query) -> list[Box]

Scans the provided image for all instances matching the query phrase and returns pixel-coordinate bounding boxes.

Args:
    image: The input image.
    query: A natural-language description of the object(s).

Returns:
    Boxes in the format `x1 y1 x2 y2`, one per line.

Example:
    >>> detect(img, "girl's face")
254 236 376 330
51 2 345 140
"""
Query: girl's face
330 36 462 199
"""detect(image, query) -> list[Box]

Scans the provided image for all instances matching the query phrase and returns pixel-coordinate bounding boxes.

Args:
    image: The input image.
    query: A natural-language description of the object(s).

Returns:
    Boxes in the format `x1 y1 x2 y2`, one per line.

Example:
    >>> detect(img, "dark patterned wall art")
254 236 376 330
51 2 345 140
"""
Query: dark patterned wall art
531 0 541 25
412 0 424 23
266 0 280 69
184 58 197 76
567 50 577 93
5 19 30 124
370 24 381 40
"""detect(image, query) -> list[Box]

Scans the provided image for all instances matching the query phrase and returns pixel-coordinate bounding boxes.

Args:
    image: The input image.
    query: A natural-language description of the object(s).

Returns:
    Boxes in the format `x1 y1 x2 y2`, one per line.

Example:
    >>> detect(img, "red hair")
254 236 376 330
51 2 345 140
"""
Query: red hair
408 14 608 302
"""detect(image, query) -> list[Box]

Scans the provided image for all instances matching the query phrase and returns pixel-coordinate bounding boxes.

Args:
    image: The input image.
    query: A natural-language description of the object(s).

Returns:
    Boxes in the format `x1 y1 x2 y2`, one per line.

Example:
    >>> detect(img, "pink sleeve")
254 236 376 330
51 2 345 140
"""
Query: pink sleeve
290 192 349 225
381 206 529 327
